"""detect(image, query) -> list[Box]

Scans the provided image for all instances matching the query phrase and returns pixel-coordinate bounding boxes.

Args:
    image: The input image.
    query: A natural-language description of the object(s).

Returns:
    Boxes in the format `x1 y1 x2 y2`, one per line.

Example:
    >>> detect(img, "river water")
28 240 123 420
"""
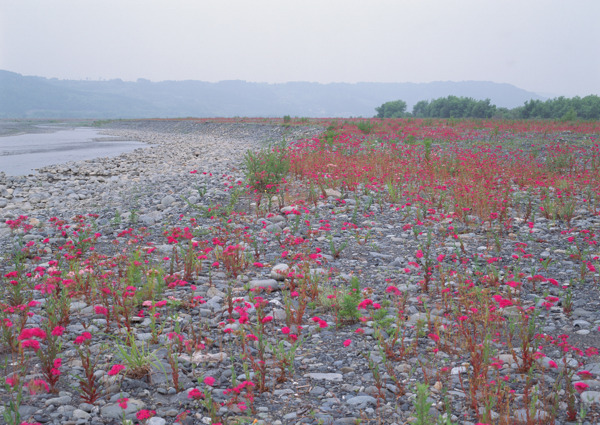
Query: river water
0 126 147 176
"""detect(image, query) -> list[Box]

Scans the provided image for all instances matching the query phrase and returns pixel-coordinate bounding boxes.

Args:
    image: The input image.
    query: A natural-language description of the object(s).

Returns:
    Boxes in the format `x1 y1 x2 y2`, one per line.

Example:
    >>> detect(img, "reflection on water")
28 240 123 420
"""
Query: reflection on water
0 127 147 176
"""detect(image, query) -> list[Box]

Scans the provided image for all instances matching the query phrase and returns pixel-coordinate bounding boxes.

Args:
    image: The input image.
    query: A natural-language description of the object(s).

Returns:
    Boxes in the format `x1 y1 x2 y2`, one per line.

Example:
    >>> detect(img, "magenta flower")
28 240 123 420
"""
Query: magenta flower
204 376 216 386
74 331 92 345
94 305 109 316
51 326 65 336
188 388 204 399
428 333 440 342
343 339 352 347
574 382 589 393
108 364 126 376
385 285 401 295
136 409 156 420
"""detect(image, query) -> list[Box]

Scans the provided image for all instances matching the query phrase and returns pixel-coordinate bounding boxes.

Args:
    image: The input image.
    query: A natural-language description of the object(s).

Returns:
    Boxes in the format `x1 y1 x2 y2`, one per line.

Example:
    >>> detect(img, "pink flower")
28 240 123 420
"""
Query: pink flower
108 364 126 376
25 379 49 395
74 332 92 345
385 285 401 295
136 409 156 420
21 339 40 351
415 250 424 259
428 333 440 342
51 326 65 336
188 388 204 399
94 305 108 316
261 316 273 324
547 360 557 369
204 376 215 386
253 262 264 268
574 382 589 393
281 326 290 334
117 397 128 409
343 339 352 347
18 327 46 341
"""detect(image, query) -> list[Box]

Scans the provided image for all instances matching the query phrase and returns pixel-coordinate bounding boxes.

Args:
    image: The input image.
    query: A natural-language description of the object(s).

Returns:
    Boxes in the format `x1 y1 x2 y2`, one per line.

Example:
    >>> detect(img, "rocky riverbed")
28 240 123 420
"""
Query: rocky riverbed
1 120 600 425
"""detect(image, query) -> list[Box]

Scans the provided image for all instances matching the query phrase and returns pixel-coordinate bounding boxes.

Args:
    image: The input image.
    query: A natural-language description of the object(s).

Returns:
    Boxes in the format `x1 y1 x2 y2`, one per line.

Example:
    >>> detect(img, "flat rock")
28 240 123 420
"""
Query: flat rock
306 372 343 382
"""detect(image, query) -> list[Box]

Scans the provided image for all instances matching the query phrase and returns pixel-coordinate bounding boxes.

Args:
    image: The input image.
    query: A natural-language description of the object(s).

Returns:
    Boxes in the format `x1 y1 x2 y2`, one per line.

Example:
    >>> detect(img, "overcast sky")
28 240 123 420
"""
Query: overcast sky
1 0 599 97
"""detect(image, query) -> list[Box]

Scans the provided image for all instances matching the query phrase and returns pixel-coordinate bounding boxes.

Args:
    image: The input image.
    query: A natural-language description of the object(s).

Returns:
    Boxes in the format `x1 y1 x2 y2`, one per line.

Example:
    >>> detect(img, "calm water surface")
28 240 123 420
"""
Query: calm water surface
0 127 147 176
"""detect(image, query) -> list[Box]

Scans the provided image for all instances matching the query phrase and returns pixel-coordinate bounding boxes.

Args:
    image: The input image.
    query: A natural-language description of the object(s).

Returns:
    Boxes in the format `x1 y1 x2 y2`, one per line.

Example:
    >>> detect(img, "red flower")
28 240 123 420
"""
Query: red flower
51 326 65 336
108 364 126 376
136 409 156 420
188 388 204 399
117 397 128 409
21 339 40 351
94 306 108 316
574 382 589 393
428 333 440 342
26 379 49 395
74 332 92 345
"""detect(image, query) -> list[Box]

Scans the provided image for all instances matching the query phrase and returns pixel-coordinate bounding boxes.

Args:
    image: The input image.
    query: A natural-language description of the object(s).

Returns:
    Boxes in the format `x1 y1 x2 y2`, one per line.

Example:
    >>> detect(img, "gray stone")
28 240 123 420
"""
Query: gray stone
139 211 163 226
100 399 146 419
581 391 600 404
346 395 377 407
72 409 91 420
306 372 343 382
45 395 72 406
161 195 176 206
270 263 289 281
249 279 280 291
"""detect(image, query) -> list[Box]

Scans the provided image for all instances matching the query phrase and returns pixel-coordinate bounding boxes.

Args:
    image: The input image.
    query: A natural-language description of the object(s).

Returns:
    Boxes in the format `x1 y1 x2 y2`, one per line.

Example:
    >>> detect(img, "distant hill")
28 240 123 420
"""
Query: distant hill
0 70 546 119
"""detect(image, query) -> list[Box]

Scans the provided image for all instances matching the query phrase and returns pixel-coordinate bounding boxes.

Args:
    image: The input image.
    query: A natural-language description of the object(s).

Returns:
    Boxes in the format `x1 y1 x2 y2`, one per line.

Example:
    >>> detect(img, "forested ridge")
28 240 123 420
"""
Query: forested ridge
376 95 600 120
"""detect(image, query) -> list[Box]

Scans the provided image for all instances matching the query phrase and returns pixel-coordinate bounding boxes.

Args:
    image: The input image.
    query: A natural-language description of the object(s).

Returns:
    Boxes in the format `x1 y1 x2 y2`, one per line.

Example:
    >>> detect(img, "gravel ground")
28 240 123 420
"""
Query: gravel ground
1 120 600 425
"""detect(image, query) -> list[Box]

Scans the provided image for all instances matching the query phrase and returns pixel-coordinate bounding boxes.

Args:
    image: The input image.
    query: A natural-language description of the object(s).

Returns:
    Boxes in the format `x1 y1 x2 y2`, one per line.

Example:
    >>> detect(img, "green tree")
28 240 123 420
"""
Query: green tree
375 100 407 118
412 100 430 117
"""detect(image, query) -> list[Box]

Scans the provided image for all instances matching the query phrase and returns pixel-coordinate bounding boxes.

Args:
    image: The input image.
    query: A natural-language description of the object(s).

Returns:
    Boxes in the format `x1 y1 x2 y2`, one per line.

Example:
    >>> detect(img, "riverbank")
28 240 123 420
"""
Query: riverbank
1 119 600 425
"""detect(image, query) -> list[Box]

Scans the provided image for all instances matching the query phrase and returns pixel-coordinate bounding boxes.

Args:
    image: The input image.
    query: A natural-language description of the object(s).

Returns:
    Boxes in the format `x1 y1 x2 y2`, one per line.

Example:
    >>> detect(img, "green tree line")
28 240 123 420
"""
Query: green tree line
376 95 600 120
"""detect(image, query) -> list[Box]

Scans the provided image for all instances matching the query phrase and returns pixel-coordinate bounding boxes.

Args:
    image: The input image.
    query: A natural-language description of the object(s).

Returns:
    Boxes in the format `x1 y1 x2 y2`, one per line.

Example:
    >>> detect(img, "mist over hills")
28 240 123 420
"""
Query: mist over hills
0 70 546 119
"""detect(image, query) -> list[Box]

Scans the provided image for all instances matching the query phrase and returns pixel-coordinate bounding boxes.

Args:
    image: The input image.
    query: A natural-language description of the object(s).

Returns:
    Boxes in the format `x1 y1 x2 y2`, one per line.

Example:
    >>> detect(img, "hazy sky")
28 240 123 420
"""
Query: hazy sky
1 0 599 96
